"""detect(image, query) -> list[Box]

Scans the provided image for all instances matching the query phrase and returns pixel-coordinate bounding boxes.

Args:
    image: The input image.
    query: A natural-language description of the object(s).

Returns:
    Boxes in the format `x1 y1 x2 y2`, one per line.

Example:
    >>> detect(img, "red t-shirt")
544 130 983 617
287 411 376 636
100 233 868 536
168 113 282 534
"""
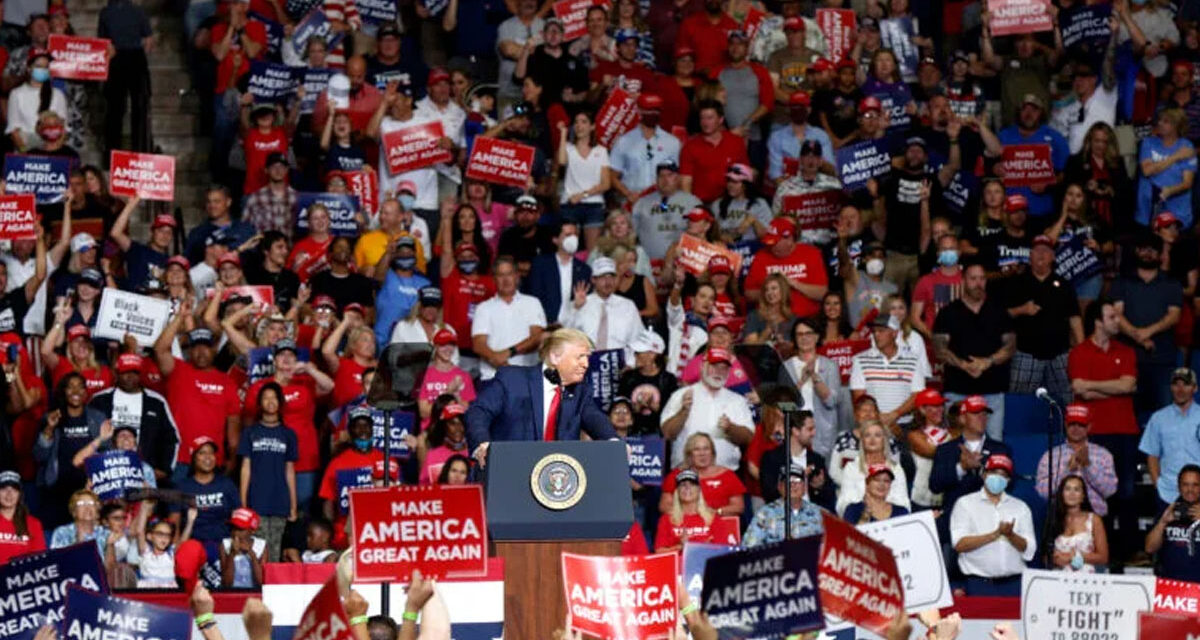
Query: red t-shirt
243 377 321 472
652 73 692 133
676 12 739 74
661 468 746 509
140 358 166 396
0 512 45 564
744 430 780 498
50 359 114 399
211 21 267 94
1068 339 1139 435
243 127 289 194
441 271 496 349
288 236 332 282
589 61 657 95
319 448 386 548
331 357 369 410
679 131 749 203
743 244 828 318
166 359 242 464
912 268 963 332
654 512 714 550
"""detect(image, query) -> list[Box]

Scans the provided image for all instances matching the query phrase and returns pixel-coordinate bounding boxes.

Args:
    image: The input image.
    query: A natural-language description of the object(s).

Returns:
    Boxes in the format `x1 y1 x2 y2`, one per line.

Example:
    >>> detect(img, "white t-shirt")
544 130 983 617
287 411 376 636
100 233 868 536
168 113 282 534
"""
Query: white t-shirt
6 83 68 146
471 292 547 380
2 251 54 336
561 144 609 205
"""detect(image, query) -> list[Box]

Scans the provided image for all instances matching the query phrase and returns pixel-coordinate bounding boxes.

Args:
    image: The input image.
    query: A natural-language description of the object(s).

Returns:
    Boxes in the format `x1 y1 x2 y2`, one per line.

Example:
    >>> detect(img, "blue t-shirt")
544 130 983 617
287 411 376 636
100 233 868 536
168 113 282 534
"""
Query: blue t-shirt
123 242 168 290
997 125 1069 218
237 422 299 516
1138 136 1198 227
324 143 366 174
374 270 431 351
172 474 240 542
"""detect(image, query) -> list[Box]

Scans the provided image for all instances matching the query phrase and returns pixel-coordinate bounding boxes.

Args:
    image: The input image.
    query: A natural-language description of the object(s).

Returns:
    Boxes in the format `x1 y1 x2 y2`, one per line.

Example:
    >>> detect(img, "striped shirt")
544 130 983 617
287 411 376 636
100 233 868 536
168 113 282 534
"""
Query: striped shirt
848 347 925 420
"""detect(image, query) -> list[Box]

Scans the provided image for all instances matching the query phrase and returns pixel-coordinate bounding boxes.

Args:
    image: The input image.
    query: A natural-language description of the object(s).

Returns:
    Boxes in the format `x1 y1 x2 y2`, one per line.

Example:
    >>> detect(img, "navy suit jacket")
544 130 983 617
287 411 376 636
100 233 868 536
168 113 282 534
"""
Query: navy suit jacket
929 436 1012 537
522 253 591 323
465 364 617 451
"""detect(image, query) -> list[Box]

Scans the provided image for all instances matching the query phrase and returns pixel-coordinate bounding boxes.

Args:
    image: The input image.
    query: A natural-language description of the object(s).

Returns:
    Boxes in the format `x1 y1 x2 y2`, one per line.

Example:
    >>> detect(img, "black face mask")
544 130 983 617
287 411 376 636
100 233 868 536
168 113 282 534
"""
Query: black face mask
641 113 660 128
1138 256 1160 270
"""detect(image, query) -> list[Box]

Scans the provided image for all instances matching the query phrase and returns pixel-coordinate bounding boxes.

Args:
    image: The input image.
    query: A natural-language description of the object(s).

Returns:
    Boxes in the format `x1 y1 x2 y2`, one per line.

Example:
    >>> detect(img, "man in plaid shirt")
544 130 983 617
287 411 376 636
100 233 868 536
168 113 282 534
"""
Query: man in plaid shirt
1035 403 1118 516
242 152 298 236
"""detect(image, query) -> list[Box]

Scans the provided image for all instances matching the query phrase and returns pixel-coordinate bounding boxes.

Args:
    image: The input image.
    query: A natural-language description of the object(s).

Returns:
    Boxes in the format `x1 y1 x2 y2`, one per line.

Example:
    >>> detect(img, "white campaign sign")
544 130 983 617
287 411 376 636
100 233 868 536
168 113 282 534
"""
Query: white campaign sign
1021 569 1155 640
857 510 954 613
94 288 172 347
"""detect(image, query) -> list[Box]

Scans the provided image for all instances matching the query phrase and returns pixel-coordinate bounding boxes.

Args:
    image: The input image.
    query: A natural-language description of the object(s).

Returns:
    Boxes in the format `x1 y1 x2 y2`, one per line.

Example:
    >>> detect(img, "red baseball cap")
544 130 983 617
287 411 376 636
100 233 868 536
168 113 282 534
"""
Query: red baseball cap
859 96 883 113
810 58 833 73
428 67 451 85
230 507 261 530
637 93 663 110
961 395 994 414
1004 194 1029 213
152 214 177 229
1155 211 1181 230
218 252 241 268
788 91 812 107
675 46 696 59
174 539 207 595
1173 59 1194 75
454 241 478 258
783 16 805 31
707 315 735 332
769 217 796 238
1031 235 1055 250
866 463 895 480
166 255 190 270
67 324 91 342
915 388 946 408
1065 404 1091 424
707 254 733 275
190 436 219 457
984 454 1014 474
433 328 457 346
441 403 467 420
705 347 732 365
344 302 367 316
397 180 418 196
685 207 714 223
836 58 857 71
116 353 143 373
312 295 337 310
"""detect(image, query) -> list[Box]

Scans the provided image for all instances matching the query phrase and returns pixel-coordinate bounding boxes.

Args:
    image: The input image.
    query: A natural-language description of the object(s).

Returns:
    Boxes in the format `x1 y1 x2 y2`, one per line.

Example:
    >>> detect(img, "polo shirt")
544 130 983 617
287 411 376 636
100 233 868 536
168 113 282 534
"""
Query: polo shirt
849 347 925 421
1109 272 1183 365
611 127 681 196
1067 338 1138 436
1004 270 1080 359
679 131 750 203
933 297 1013 395
1140 402 1200 503
950 489 1036 577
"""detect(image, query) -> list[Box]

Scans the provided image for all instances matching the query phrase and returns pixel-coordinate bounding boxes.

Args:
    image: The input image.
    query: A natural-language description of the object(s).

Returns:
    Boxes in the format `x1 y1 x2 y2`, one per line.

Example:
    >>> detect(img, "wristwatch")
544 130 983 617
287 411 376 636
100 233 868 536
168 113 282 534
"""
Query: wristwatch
509 346 518 357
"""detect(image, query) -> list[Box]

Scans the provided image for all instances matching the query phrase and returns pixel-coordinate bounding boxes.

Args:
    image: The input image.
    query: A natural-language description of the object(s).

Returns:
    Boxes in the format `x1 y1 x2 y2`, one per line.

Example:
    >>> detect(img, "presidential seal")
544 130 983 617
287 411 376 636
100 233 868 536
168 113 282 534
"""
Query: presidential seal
530 453 587 510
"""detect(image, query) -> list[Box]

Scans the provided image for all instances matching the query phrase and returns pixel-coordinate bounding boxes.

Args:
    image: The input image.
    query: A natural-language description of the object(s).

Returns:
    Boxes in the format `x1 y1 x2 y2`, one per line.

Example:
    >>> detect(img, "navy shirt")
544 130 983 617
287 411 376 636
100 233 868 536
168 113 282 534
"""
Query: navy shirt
172 474 240 542
123 242 168 290
1158 512 1200 582
237 423 298 517
1110 271 1184 365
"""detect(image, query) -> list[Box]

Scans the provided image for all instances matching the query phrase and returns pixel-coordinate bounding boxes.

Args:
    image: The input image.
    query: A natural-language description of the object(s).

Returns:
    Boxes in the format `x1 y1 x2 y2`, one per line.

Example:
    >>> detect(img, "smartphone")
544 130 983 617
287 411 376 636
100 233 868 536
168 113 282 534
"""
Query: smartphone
7 344 18 363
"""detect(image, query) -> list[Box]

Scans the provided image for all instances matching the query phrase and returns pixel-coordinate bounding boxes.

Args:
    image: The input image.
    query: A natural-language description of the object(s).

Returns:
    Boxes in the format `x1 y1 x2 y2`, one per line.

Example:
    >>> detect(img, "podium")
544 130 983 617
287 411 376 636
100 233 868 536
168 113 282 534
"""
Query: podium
485 440 634 640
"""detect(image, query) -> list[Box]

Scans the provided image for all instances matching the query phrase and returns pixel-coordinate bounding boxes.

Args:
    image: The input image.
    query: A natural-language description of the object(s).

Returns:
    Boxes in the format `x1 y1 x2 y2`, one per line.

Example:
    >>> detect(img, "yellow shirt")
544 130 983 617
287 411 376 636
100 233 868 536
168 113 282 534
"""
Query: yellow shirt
354 230 427 273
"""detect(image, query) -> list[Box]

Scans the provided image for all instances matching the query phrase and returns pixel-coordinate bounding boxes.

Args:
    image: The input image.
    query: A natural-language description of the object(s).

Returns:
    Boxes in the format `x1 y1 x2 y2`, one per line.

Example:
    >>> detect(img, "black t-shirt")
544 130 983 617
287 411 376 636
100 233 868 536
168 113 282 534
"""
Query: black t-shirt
617 368 679 437
323 142 366 174
1110 271 1184 365
980 230 1031 275
812 86 863 140
242 262 301 312
1158 512 1200 582
0 288 30 336
309 270 376 311
933 297 1013 395
55 413 92 490
1004 270 1081 358
881 168 942 255
526 47 588 101
365 57 429 96
497 224 556 267
822 228 877 292
123 242 168 290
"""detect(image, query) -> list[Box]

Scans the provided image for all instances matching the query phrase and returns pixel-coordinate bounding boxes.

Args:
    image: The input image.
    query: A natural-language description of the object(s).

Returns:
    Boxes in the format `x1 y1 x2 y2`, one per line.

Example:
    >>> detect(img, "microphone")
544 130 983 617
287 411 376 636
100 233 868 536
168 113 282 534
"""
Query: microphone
1035 387 1058 405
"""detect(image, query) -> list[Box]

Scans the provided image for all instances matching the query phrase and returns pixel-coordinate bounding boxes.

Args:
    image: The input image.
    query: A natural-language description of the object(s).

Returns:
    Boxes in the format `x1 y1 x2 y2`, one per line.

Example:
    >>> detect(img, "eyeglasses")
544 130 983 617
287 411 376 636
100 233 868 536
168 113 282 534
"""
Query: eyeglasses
74 500 98 508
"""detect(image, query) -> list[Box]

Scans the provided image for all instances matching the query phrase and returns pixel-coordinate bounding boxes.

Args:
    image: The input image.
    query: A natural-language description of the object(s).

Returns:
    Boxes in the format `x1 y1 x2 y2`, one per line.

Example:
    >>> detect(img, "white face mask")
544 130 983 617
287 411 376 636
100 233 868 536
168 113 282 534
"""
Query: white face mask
561 234 579 254
865 258 885 276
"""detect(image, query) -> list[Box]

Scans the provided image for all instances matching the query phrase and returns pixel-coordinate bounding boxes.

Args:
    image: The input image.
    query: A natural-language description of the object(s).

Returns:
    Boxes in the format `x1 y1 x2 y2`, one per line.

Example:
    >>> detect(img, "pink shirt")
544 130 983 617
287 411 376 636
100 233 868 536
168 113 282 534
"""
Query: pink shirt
420 445 470 485
418 366 476 429
475 202 512 256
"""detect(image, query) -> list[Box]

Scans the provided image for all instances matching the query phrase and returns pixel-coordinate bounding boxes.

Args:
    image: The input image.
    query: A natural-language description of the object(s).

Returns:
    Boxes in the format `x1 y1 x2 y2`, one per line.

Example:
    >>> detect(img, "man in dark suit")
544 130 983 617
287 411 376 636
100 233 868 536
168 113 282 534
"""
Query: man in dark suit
759 393 835 512
522 221 591 324
930 395 1012 539
465 328 616 464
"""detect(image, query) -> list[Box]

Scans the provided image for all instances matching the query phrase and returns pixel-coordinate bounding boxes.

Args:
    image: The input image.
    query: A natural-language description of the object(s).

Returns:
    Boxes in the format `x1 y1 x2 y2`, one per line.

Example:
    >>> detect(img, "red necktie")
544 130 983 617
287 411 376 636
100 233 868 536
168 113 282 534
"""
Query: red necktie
545 385 562 441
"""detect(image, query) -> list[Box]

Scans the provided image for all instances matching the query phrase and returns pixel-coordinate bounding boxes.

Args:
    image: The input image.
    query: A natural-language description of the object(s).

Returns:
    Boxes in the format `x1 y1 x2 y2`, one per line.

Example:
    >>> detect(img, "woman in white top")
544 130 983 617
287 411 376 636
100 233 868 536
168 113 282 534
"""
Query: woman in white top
835 420 911 516
1050 474 1108 573
885 294 931 380
6 50 68 152
557 111 611 251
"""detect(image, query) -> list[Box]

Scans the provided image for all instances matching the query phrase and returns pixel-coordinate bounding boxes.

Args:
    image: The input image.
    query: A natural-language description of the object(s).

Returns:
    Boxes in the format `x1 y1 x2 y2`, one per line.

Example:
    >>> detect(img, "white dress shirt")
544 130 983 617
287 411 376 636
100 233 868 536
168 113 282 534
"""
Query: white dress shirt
661 382 754 469
541 365 558 439
561 292 642 362
556 254 574 321
950 488 1037 578
472 292 547 380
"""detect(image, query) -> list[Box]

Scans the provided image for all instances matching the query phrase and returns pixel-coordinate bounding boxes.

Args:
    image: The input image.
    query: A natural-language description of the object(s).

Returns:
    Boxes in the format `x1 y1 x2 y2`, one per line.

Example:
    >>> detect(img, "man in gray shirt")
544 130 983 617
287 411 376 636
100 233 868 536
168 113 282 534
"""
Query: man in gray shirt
496 0 544 105
631 162 702 262
717 30 771 163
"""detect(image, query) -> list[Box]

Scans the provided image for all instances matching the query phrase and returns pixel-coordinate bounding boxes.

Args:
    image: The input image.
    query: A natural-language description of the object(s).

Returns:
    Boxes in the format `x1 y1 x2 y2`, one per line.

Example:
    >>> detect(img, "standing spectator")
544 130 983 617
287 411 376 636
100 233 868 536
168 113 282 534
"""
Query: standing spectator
437 240 495 356
660 348 754 470
850 315 924 437
659 432 746 517
98 0 152 154
369 83 452 233
930 395 1012 537
618 330 678 437
712 164 772 243
237 383 297 562
1051 55 1119 154
0 470 46 564
495 0 544 105
7 47 67 153
908 389 952 511
1111 233 1182 415
372 236 432 351
556 113 610 250
715 31 773 166
497 195 557 276
524 222 591 324
675 0 738 75
1145 463 1200 581
772 140 842 246
49 489 107 552
744 464 825 547
355 197 427 279
1035 404 1118 520
842 241 897 326
780 319 841 459
561 258 641 362
170 437 240 544
835 420 911 516
1005 235 1083 402
759 408 835 510
1141 368 1200 510
88 353 179 481
743 217 828 319
766 19 818 126
933 262 1015 440
950 454 1036 596
996 94 1069 220
109 197 172 290
1064 123 1131 230
310 237 376 312
242 154 298 236
241 232 301 312
910 231 962 338
611 94 681 203
679 101 750 204
767 91 835 185
653 469 715 551
472 257 546 381
630 162 701 263
1137 109 1197 228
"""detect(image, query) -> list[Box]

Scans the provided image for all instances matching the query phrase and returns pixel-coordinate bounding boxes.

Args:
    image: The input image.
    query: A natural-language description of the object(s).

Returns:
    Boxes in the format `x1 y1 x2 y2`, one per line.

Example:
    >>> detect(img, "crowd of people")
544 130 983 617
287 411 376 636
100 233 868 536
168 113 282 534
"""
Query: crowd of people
5 0 1200 620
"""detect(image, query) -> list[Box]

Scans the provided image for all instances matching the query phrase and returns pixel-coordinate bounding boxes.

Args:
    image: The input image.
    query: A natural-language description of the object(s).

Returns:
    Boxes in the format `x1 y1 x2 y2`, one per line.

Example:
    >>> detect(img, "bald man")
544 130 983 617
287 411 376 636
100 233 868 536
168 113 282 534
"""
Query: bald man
312 55 383 133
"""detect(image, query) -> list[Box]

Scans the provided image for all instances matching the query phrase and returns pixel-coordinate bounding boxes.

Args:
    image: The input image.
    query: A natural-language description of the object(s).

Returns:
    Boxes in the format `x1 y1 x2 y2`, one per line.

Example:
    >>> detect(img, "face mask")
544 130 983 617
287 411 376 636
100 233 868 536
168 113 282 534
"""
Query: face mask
561 234 580 254
398 194 416 210
1070 551 1085 570
39 125 63 141
458 259 479 274
392 256 417 271
31 67 49 83
1138 256 1160 270
352 437 372 452
984 474 1008 495
865 258 885 276
937 249 959 267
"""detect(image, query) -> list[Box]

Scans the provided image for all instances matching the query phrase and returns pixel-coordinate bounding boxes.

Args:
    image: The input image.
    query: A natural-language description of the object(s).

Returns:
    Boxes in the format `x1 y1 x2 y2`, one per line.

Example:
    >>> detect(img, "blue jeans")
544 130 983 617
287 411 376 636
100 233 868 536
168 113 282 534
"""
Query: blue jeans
944 391 1006 441
296 471 317 514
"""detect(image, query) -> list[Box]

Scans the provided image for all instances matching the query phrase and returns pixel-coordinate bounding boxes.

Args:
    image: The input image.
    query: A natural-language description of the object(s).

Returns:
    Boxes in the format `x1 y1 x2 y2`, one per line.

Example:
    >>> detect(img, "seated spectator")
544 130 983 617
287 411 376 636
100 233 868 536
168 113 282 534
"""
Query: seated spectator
437 455 472 486
744 464 825 547
660 347 754 470
1048 474 1109 573
653 469 715 552
70 422 157 489
220 507 266 589
283 518 337 564
759 409 835 511
659 432 745 518
0 470 45 563
1146 463 1200 581
1035 404 1118 519
835 420 911 516
950 454 1036 596
99 502 138 589
170 437 240 545
842 464 911 524
49 488 107 552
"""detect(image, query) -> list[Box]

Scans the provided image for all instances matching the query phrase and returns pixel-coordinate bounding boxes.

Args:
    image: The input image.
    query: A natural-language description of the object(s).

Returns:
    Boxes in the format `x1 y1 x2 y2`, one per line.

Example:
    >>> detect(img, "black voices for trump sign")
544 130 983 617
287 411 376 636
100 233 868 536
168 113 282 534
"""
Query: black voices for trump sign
701 536 824 638
0 543 108 640
94 289 172 348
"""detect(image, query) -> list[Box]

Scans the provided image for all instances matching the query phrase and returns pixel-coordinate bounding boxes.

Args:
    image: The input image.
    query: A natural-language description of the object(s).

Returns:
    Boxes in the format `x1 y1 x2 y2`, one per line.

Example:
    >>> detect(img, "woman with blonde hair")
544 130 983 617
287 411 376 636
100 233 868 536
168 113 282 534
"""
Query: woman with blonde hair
1065 122 1130 229
658 432 745 517
744 273 795 352
609 245 659 320
834 420 911 516
321 314 379 409
591 209 653 280
49 488 108 551
653 469 716 551
1137 107 1196 228
883 294 931 379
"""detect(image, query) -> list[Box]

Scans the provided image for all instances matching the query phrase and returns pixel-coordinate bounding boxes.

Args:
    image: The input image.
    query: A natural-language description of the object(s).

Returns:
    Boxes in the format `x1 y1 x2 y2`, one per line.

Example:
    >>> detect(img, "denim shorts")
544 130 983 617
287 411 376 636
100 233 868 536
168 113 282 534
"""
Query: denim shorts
560 202 607 228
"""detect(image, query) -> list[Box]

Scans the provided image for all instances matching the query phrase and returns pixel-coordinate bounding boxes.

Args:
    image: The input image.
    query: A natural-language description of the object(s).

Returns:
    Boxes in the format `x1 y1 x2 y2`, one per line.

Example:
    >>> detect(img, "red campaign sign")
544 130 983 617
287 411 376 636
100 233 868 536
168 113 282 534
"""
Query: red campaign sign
710 516 741 546
675 234 743 277
382 121 452 174
816 9 856 63
109 151 175 201
562 552 679 640
817 339 870 385
294 575 355 640
988 0 1053 36
222 285 276 309
49 34 110 81
1139 611 1200 637
0 194 38 240
780 191 844 231
1001 143 1055 187
817 512 905 635
1154 578 1200 615
465 137 537 189
347 169 378 217
349 484 488 582
553 0 611 41
742 7 768 42
595 87 640 149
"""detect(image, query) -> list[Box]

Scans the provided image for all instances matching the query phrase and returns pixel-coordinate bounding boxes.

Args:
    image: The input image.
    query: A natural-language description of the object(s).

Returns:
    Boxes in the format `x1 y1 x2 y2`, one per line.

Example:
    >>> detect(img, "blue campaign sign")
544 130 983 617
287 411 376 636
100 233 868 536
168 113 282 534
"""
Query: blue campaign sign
1055 228 1102 283
355 0 397 24
300 68 334 114
337 467 373 515
247 346 311 383
879 17 918 82
626 436 665 486
421 0 449 17
291 9 343 56
63 585 190 640
370 409 414 457
728 239 760 280
836 139 891 192
0 542 108 640
248 61 299 103
295 192 360 237
871 85 911 131
249 12 284 58
586 349 624 412
701 536 824 638
683 542 739 603
1061 4 1111 53
4 154 71 204
84 451 144 501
